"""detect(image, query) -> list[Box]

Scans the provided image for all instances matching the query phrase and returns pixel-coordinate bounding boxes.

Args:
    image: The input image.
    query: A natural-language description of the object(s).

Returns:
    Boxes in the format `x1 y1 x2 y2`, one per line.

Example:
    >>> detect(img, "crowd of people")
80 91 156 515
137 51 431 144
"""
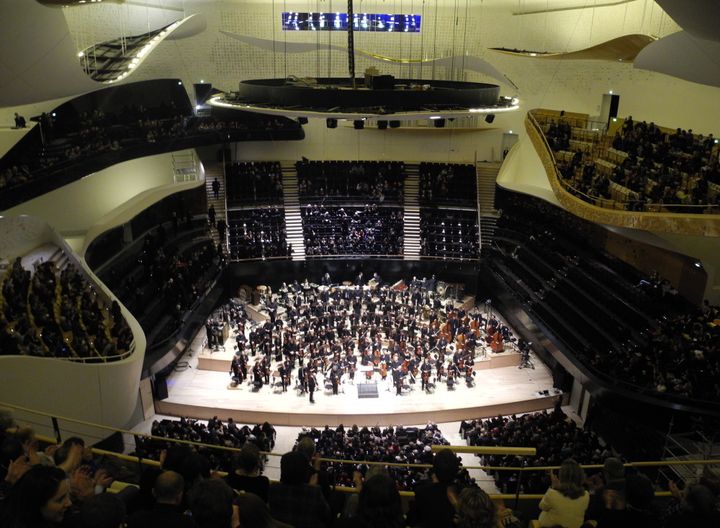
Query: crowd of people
297 160 405 203
540 112 720 211
0 254 132 360
591 300 720 400
106 228 223 337
223 275 512 401
419 162 477 205
4 406 719 528
227 209 292 260
461 407 611 494
302 205 404 256
226 162 284 206
295 423 452 491
420 210 480 259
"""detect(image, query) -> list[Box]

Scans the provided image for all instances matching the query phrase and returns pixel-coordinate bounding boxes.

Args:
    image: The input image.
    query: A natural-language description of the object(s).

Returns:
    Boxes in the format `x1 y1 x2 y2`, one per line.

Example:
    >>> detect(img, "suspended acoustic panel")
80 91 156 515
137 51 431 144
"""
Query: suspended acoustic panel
490 34 655 63
79 14 204 84
656 0 720 42
38 0 123 5
634 31 720 89
219 32 516 89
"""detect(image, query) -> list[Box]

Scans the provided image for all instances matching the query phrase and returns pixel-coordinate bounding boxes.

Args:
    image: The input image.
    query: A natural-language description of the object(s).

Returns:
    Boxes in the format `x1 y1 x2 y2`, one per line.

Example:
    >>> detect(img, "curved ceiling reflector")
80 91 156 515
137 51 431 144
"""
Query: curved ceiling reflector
80 14 204 84
634 31 720 89
656 0 720 43
220 32 515 89
490 34 655 62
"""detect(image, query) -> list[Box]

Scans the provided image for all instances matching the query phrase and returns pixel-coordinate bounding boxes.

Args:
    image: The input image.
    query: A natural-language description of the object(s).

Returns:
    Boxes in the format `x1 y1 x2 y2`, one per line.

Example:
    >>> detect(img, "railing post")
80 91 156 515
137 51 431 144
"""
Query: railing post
514 460 525 510
51 417 62 445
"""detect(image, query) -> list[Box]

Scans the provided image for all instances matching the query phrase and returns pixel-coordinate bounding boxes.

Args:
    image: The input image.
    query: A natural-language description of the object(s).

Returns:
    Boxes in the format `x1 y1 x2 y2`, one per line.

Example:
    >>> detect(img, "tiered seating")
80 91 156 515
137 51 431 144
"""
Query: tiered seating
227 208 291 259
297 424 452 491
534 110 720 211
302 204 404 256
419 162 476 206
490 191 720 401
420 210 479 259
0 255 131 360
296 160 404 204
226 161 284 206
461 409 610 493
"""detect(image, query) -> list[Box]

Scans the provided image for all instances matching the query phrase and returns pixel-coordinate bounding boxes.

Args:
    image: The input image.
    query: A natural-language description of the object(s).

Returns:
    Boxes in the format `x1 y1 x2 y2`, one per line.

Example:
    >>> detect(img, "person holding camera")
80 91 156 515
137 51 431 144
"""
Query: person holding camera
406 448 462 528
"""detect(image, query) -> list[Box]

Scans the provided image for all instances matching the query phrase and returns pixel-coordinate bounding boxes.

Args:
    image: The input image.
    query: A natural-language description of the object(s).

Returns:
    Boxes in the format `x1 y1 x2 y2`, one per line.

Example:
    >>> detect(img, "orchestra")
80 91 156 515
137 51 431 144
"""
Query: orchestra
220 275 514 399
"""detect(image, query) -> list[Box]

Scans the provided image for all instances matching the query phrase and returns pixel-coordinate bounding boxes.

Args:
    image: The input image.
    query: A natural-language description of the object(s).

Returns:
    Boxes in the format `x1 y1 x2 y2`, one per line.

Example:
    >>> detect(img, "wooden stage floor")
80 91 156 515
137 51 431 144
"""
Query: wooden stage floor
157 345 560 427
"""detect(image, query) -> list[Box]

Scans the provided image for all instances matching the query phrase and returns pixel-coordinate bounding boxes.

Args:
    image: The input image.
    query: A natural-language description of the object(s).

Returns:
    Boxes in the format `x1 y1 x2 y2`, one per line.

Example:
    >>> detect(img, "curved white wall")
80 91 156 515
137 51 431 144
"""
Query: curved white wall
0 216 144 429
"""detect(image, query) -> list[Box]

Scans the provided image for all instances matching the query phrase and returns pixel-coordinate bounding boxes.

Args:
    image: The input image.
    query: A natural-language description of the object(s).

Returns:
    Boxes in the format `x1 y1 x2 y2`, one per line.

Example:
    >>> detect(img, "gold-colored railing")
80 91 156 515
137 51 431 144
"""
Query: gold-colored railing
525 110 720 237
4 400 719 502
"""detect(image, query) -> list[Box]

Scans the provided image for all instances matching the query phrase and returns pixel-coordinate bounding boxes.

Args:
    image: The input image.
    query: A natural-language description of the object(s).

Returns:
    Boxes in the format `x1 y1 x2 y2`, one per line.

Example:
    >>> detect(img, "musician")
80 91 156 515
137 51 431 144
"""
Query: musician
252 362 263 390
307 370 317 403
278 362 289 392
446 360 459 389
297 365 307 393
420 357 432 392
393 366 403 396
328 362 341 395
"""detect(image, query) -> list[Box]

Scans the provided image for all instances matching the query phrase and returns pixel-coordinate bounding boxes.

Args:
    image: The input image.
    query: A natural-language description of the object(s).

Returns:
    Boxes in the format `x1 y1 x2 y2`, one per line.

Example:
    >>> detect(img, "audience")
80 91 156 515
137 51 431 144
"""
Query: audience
224 443 270 503
226 162 284 206
128 470 197 528
0 465 72 527
0 255 132 360
297 423 449 491
297 160 404 204
302 204 404 256
419 162 476 206
420 210 479 259
462 409 610 494
227 209 291 260
406 448 463 528
535 111 720 211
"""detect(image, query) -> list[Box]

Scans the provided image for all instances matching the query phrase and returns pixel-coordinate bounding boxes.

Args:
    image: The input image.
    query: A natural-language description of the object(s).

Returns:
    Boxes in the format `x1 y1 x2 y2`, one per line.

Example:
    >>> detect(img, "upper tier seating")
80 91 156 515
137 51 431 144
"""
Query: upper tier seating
419 162 476 206
227 208 291 260
226 162 284 206
534 110 720 213
297 160 404 204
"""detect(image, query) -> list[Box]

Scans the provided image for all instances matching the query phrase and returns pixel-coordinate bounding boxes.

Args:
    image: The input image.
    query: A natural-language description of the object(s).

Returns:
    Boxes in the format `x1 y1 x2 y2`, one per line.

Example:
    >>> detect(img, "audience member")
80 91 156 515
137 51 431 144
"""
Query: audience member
297 160 404 204
0 465 72 527
419 162 476 206
224 443 270 503
420 210 479 259
228 208 290 259
268 451 331 528
454 487 500 528
339 472 403 528
538 459 590 528
406 448 462 528
128 470 197 528
188 478 235 528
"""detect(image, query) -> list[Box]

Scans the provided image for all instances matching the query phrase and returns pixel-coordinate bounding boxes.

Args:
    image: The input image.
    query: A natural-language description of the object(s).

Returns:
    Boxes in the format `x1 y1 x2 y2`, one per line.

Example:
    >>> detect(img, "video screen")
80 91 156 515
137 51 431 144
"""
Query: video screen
282 12 421 32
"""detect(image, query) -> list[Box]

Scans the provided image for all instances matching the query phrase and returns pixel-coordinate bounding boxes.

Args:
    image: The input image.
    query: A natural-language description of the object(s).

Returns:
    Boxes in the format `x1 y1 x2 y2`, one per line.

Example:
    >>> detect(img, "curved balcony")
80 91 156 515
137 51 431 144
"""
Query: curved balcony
525 109 720 237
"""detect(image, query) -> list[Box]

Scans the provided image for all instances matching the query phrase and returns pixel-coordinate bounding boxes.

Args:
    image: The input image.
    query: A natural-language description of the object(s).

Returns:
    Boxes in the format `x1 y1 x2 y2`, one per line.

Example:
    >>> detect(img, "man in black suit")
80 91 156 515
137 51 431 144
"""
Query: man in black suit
406 449 461 528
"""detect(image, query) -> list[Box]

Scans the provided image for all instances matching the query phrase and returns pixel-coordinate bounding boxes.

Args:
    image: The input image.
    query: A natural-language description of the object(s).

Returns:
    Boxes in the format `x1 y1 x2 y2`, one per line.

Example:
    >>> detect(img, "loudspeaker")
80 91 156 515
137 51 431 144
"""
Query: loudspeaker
193 83 212 104
377 120 388 130
298 117 308 125
152 375 169 400
353 120 364 130
326 118 337 129
609 94 620 120
389 120 401 128
485 114 495 124
433 118 446 128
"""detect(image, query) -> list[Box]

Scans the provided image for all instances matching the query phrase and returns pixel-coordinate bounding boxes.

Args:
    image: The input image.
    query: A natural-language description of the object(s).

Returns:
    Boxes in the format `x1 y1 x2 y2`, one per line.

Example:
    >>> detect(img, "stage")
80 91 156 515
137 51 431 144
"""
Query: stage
157 341 560 427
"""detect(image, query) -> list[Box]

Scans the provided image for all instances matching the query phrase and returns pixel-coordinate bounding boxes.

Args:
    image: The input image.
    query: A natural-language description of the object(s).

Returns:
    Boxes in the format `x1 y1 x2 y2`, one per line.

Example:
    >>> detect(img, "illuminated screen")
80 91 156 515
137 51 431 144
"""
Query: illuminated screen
282 12 421 32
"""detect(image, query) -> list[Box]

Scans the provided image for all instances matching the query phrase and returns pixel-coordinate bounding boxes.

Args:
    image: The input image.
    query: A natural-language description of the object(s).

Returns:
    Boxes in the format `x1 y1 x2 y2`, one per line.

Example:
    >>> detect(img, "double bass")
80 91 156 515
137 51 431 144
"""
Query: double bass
491 331 504 353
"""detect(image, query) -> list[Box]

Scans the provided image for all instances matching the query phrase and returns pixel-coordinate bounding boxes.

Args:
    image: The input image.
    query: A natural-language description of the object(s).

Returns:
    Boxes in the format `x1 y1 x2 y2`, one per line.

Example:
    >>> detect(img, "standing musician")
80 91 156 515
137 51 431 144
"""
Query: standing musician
446 360 459 390
277 362 289 392
420 357 433 392
307 369 317 403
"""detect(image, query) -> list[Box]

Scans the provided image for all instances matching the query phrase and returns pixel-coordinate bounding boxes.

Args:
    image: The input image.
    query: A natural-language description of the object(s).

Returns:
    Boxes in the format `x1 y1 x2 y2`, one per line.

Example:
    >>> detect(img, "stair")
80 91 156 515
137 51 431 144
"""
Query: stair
403 165 421 261
204 161 228 252
281 162 306 261
476 162 502 254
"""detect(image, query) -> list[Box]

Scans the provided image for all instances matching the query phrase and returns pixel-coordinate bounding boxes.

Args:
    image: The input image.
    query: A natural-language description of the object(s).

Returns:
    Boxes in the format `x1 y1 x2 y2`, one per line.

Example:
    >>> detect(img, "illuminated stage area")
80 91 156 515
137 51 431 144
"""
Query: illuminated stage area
156 281 560 427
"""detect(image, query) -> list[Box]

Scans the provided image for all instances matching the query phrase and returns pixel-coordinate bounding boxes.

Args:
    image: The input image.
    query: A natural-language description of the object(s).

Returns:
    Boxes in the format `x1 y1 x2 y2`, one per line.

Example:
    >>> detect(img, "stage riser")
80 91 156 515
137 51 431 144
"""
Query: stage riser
155 394 560 427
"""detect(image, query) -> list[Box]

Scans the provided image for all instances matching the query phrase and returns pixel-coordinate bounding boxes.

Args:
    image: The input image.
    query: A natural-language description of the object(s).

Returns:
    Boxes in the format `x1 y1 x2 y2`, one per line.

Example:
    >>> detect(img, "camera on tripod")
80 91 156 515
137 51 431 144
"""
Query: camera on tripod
518 339 534 369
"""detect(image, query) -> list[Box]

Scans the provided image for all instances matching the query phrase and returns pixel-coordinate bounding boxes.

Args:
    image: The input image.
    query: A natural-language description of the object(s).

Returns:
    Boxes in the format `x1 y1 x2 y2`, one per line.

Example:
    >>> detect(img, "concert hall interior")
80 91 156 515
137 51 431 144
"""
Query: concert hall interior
1 1 720 527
